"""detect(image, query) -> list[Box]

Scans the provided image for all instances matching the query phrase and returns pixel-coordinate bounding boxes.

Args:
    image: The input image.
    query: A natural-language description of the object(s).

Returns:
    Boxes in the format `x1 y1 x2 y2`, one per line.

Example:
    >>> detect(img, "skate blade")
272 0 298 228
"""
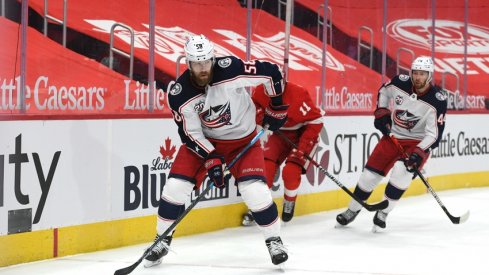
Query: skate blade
371 225 384 233
334 222 346 228
242 220 255 227
277 262 287 270
143 258 162 268
280 219 291 227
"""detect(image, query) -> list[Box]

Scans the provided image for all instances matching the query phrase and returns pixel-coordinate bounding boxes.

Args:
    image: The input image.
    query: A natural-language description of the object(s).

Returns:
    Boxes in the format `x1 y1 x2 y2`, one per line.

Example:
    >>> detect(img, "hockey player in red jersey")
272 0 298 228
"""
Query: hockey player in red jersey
242 82 324 225
144 34 289 267
336 56 447 232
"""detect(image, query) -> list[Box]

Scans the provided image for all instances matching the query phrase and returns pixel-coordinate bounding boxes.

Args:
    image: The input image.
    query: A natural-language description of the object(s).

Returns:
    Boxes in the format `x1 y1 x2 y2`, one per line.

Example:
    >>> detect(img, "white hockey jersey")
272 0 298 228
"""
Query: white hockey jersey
378 74 448 151
167 56 284 159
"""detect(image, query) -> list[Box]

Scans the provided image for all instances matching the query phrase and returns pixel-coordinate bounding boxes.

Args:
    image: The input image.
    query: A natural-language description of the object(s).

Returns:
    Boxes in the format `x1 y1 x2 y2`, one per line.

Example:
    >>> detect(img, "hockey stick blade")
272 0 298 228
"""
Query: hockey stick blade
333 176 388 212
364 199 389 211
114 260 141 275
276 131 388 212
390 135 470 225
114 128 266 275
415 170 470 225
453 210 470 224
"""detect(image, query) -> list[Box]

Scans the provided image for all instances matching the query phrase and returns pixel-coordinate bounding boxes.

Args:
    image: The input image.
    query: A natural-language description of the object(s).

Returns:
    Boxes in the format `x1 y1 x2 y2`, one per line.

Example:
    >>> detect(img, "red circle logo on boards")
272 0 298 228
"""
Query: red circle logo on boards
387 19 489 54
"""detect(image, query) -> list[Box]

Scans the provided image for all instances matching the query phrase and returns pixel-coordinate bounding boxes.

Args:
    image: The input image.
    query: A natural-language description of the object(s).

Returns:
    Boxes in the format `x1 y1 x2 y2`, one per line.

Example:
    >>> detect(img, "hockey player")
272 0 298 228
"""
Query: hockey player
336 56 447 232
144 34 289 267
242 82 324 225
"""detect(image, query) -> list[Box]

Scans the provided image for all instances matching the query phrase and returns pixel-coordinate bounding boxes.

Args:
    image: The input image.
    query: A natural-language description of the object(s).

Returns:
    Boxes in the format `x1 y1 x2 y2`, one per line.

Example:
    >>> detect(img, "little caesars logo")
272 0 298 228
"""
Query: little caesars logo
387 19 489 54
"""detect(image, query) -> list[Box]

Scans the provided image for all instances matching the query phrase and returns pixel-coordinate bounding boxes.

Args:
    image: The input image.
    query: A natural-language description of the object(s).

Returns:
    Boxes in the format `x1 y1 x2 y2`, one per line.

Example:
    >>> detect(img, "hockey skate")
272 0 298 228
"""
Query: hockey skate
242 210 255 226
265 236 288 265
372 210 388 233
282 200 295 222
335 209 360 227
144 234 173 268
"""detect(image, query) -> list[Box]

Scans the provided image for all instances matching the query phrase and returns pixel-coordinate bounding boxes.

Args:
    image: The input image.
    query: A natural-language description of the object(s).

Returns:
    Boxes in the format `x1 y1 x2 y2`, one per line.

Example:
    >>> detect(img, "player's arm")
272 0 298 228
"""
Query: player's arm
294 83 324 147
417 108 439 151
373 82 393 136
168 84 215 159
251 86 267 126
376 81 392 109
238 58 287 131
285 83 324 170
419 98 447 150
242 59 284 96
404 106 442 172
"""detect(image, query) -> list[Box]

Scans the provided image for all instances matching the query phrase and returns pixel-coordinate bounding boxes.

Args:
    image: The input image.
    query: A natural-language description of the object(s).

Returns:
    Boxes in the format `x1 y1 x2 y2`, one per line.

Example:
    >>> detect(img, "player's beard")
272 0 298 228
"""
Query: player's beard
191 70 213 87
413 79 428 92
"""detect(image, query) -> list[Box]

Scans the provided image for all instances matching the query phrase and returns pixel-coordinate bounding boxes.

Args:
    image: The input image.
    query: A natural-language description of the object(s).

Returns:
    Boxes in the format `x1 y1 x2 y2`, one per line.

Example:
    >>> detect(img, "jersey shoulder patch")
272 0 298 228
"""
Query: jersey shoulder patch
386 74 413 93
169 83 182 95
420 85 447 113
435 89 448 101
212 56 243 84
398 74 410 81
168 71 204 111
217 57 232 68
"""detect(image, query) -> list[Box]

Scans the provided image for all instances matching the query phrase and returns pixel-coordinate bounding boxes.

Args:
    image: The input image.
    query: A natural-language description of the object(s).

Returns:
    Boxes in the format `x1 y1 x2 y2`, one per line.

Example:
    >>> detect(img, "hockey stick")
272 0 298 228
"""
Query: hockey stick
276 131 388 212
114 128 267 275
389 135 469 224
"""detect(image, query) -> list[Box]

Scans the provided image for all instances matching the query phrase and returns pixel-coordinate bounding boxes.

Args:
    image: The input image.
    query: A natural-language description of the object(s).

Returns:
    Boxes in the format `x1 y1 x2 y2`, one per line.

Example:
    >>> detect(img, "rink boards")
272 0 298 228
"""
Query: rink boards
1 114 488 266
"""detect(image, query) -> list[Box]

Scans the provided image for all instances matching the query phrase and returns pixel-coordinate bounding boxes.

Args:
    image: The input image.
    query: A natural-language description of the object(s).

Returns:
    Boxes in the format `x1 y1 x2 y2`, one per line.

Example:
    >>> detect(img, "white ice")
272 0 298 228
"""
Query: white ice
1 187 487 275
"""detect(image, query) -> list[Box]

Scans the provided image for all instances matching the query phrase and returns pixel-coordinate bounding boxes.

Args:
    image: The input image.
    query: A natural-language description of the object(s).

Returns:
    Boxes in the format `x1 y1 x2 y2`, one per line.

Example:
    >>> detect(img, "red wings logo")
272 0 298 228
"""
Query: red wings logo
160 137 176 160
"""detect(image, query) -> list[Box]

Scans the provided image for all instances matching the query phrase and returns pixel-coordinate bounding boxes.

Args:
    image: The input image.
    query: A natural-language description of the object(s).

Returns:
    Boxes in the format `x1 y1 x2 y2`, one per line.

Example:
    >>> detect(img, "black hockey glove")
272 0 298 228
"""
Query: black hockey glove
373 108 392 136
404 147 428 173
263 103 289 131
204 151 227 189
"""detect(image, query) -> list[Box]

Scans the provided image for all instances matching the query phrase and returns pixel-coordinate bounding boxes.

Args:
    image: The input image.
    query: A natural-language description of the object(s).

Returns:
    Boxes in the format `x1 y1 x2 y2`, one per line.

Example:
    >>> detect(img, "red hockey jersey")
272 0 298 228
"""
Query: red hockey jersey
252 82 324 131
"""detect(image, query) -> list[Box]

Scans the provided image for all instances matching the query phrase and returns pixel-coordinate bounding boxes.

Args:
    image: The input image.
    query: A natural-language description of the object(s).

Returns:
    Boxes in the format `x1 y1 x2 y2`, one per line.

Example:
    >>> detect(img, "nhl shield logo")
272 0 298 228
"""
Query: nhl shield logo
218 57 232 68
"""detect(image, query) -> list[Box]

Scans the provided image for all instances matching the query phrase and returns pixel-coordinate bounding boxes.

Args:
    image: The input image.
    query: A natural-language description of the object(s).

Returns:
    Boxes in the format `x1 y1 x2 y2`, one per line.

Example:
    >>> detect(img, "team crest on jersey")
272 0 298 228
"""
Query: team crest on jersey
200 101 232 128
395 95 404 105
170 83 182 95
399 74 410 81
393 110 420 130
218 58 232 68
435 91 447 101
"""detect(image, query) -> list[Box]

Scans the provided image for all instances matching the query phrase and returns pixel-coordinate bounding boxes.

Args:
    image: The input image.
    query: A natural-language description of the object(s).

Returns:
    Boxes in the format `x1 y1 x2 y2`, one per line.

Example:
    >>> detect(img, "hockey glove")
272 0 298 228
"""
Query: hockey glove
404 147 428 172
204 152 226 189
263 104 289 131
373 108 392 136
286 139 316 168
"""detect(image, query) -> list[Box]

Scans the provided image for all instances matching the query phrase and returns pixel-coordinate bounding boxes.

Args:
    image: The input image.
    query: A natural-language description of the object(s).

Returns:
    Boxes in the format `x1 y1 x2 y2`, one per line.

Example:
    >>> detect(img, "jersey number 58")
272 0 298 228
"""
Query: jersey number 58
244 60 257 74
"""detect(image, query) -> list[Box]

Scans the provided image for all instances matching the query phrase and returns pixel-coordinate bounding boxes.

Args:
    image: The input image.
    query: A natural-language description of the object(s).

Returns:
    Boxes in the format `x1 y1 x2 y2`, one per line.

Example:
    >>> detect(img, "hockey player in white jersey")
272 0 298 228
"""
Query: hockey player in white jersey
144 34 289 267
336 56 447 232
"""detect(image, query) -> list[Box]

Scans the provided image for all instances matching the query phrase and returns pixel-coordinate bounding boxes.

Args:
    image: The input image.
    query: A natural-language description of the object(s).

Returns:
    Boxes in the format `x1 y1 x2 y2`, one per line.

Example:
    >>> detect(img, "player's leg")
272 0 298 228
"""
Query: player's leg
372 139 427 231
281 161 302 222
282 131 317 222
238 179 288 265
242 158 278 226
242 132 288 226
234 143 288 265
336 136 399 227
336 168 384 226
144 177 194 267
372 160 416 230
145 146 202 267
